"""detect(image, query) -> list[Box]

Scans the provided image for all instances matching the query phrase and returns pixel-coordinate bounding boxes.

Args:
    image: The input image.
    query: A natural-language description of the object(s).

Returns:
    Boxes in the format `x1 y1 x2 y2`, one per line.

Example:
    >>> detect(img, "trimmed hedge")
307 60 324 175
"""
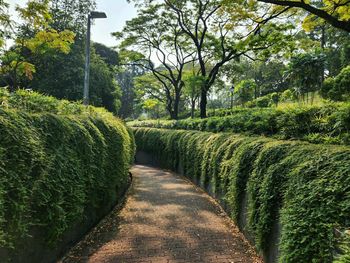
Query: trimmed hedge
129 102 350 145
133 127 350 262
0 90 135 259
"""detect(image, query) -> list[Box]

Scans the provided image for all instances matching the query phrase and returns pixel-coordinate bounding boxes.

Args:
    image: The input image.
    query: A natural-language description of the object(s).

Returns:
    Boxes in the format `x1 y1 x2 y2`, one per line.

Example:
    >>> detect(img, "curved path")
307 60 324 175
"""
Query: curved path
61 165 261 263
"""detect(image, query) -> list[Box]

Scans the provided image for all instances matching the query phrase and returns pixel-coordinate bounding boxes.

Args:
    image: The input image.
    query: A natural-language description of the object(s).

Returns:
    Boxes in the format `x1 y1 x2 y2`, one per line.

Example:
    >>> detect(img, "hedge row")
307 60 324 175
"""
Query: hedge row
0 88 95 115
129 103 350 145
133 127 350 262
0 91 135 256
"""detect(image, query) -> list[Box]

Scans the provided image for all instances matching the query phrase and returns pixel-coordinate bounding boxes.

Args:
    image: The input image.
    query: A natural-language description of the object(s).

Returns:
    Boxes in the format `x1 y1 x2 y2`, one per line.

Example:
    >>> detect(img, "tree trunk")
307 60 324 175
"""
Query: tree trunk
320 26 326 85
166 100 174 120
191 99 195 119
200 89 207 119
169 111 177 120
173 95 180 120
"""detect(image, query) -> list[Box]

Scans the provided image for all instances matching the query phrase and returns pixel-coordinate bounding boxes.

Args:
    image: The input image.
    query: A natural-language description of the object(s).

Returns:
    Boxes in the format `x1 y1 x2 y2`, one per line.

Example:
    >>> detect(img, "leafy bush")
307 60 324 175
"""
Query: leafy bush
234 79 256 106
321 66 350 101
129 102 350 145
255 96 271 108
280 89 296 102
133 127 350 262
0 88 109 116
0 91 135 250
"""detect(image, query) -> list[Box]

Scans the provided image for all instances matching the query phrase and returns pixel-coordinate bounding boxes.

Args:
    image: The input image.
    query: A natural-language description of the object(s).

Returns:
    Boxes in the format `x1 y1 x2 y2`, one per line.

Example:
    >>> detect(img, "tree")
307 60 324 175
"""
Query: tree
321 65 350 101
223 58 289 98
287 52 326 103
256 0 350 32
234 79 256 106
50 0 96 38
29 43 121 113
183 72 203 118
162 0 293 118
0 0 11 49
115 3 195 119
93 42 119 67
28 0 121 113
89 51 121 113
142 98 163 119
117 65 145 118
0 0 75 91
128 0 293 118
134 73 166 110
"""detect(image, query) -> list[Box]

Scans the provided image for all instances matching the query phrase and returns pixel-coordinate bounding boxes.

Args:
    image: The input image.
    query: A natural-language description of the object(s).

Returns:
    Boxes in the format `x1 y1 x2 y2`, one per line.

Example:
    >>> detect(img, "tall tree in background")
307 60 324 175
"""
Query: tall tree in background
128 0 293 117
94 42 119 67
117 65 145 118
287 52 326 103
161 0 293 118
50 0 96 37
115 3 195 119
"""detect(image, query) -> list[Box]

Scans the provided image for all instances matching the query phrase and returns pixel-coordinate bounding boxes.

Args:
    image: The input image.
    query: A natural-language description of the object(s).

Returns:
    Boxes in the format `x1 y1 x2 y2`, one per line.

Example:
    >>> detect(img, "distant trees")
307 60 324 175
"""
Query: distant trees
0 0 122 114
117 65 145 119
234 79 256 106
287 52 326 103
125 0 293 118
94 42 119 67
115 3 195 119
165 0 293 118
183 73 203 119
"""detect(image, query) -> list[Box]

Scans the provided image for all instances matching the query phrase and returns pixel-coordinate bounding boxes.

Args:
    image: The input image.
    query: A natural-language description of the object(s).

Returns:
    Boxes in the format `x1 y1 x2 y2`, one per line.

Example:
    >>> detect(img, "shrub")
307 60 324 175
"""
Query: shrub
0 91 135 252
280 89 296 102
269 92 280 106
128 102 350 145
255 96 271 108
234 79 256 106
133 127 350 262
321 66 350 101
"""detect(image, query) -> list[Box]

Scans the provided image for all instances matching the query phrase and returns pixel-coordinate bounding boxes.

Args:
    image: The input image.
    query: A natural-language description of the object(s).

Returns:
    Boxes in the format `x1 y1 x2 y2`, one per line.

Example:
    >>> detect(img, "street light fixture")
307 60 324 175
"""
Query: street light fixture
83 11 107 106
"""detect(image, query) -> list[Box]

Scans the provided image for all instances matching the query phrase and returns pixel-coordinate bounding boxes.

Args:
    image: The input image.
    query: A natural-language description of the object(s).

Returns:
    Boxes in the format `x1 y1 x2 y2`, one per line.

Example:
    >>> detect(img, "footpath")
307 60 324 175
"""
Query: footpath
61 165 261 263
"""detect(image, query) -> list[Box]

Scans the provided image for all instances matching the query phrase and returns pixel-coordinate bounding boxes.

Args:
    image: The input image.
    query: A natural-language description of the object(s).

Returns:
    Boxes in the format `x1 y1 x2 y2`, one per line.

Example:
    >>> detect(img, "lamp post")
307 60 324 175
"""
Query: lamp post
83 11 107 105
230 84 235 109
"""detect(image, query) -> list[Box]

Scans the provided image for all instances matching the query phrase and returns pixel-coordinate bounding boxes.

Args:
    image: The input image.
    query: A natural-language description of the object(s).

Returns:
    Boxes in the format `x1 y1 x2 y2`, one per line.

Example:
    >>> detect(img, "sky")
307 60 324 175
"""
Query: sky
91 0 137 47
7 0 137 47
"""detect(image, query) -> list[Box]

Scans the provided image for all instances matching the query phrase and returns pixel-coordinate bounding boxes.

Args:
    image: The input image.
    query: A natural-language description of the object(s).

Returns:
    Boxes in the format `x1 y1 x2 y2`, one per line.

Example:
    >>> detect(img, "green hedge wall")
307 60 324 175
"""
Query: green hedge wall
0 104 135 254
129 102 350 145
133 127 350 262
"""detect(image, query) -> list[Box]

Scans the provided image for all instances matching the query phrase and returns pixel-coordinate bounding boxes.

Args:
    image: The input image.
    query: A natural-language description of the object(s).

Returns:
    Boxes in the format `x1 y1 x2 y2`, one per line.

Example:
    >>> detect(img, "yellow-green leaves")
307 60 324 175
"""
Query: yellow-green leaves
17 61 36 80
119 49 145 64
143 99 160 110
323 0 350 21
0 0 11 48
25 29 75 54
0 0 76 89
16 0 52 29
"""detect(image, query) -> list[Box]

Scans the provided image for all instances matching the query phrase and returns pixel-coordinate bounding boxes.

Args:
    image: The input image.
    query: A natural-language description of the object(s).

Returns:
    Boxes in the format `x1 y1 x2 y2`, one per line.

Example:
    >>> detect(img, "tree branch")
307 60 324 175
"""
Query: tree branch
257 0 350 32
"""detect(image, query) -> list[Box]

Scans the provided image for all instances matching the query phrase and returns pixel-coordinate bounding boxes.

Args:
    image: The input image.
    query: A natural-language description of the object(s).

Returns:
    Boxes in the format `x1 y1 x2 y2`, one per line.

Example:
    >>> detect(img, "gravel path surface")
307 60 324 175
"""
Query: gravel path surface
60 165 262 263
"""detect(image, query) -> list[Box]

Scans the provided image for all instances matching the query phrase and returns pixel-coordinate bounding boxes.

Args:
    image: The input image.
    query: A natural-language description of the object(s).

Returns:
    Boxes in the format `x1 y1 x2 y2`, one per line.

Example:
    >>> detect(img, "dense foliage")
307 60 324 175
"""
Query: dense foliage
321 65 350 101
0 0 122 114
133 127 350 262
129 102 350 145
0 90 135 250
